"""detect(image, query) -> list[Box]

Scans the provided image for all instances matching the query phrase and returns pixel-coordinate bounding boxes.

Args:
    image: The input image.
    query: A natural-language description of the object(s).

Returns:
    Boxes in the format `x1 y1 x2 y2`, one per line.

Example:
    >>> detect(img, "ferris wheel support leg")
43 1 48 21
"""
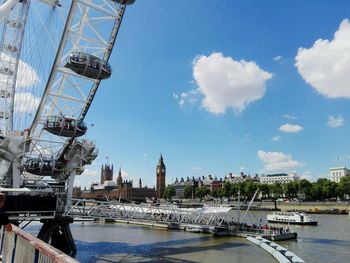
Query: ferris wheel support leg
11 159 20 188
66 172 76 211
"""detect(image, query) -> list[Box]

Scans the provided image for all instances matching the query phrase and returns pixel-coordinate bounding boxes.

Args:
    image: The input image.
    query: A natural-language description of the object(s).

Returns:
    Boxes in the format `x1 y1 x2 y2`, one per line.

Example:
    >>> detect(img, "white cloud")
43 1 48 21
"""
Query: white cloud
279 123 303 133
299 171 315 182
75 169 99 187
243 134 252 141
327 115 344 128
273 55 282 61
0 53 40 89
173 89 199 107
271 135 281 141
283 114 298 120
14 92 41 113
257 150 304 171
295 19 350 98
192 52 272 114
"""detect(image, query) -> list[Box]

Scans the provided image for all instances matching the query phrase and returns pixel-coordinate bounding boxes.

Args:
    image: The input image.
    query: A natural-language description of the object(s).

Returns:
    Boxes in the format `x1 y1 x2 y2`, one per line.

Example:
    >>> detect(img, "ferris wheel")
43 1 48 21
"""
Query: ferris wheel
0 0 135 205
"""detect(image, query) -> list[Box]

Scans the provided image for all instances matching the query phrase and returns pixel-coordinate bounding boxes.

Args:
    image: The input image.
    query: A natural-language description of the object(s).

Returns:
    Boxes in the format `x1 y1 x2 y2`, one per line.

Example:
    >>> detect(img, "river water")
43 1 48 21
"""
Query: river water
27 212 350 262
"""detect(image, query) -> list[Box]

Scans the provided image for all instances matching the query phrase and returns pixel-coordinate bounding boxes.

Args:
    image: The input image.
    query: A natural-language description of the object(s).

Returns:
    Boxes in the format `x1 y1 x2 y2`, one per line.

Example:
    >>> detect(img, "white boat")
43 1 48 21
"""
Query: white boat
267 211 318 225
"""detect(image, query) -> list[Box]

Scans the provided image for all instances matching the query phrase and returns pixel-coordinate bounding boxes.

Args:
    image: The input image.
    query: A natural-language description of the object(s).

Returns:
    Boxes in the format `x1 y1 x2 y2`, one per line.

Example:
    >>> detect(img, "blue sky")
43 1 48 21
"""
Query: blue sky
75 0 350 188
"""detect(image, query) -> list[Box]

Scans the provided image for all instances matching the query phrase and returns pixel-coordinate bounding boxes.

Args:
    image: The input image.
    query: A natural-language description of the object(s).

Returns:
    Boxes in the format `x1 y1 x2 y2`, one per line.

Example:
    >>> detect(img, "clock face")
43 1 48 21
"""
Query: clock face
161 168 165 173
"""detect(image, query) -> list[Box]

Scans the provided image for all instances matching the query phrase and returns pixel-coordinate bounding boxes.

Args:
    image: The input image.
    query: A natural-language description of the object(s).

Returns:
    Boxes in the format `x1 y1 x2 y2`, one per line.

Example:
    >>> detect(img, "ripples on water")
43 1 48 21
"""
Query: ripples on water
251 211 350 263
25 212 350 262
71 223 271 263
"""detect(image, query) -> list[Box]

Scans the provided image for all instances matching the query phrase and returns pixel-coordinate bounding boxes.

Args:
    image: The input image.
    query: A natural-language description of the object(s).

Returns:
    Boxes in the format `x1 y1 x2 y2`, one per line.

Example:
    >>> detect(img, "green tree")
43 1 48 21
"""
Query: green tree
163 186 176 201
260 184 271 198
339 176 350 197
211 189 219 198
217 188 225 198
336 184 345 200
272 182 284 198
244 181 259 200
230 183 239 197
196 187 210 201
223 181 232 198
298 179 312 200
183 185 193 199
310 182 323 200
284 181 298 200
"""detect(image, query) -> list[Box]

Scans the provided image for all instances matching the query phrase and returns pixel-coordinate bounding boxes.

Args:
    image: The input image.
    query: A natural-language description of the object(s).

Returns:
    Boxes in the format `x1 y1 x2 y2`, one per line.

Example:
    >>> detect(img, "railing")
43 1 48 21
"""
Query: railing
0 225 78 263
65 198 237 227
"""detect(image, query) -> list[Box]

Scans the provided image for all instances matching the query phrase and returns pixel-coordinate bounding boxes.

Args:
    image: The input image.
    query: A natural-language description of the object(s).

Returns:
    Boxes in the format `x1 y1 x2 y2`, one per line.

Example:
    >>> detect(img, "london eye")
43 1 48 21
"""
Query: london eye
0 0 135 251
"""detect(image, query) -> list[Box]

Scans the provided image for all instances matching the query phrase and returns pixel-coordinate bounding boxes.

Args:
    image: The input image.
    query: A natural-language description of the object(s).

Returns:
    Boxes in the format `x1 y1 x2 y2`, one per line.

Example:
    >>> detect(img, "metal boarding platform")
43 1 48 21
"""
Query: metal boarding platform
65 198 237 228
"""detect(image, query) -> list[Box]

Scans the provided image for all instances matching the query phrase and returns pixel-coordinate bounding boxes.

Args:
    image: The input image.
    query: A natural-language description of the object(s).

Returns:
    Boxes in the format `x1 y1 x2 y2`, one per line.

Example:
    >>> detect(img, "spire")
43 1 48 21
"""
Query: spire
139 178 142 188
117 167 122 186
158 154 165 167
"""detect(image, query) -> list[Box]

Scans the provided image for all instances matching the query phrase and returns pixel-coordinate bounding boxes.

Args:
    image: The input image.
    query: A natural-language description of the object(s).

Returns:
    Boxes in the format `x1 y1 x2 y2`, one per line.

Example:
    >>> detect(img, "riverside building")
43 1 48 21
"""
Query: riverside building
259 173 298 185
329 167 350 183
75 156 167 201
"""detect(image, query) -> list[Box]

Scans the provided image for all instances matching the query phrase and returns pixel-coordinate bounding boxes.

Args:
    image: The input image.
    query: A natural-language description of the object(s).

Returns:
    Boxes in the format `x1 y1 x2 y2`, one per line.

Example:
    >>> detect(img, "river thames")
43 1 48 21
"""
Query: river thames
70 211 350 262
27 211 350 262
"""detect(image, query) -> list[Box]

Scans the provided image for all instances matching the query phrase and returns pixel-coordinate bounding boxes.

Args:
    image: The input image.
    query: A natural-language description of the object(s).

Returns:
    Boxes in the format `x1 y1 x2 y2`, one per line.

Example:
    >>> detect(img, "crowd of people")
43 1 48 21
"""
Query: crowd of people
230 222 291 235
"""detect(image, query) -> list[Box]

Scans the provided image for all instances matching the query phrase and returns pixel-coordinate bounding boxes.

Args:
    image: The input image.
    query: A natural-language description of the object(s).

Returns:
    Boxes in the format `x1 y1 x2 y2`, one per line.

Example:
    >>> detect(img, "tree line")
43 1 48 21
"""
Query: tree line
163 176 350 201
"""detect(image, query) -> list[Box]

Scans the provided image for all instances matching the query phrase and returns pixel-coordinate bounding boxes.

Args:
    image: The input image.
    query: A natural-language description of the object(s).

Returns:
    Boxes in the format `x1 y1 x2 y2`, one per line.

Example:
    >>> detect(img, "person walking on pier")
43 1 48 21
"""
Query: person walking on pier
0 193 12 232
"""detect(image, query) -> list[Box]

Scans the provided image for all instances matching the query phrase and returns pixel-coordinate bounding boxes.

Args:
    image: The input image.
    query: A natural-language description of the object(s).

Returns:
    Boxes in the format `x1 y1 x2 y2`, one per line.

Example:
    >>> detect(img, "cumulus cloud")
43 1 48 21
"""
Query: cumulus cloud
271 135 281 141
273 55 282 61
299 171 315 182
283 114 298 120
0 53 40 89
191 52 272 114
14 92 41 113
279 123 303 133
327 115 344 128
257 150 303 171
243 134 252 141
75 169 99 187
295 19 350 98
173 89 199 107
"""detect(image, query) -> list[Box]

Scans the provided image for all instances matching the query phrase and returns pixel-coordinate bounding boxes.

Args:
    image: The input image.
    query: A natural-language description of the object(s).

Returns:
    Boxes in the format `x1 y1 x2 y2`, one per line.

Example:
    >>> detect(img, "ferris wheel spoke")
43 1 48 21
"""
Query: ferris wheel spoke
0 0 135 190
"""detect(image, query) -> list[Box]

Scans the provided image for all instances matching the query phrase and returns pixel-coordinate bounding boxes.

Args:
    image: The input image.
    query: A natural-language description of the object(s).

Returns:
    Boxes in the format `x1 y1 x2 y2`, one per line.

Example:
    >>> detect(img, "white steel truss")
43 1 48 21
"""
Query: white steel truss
0 0 31 133
66 199 237 228
20 0 129 179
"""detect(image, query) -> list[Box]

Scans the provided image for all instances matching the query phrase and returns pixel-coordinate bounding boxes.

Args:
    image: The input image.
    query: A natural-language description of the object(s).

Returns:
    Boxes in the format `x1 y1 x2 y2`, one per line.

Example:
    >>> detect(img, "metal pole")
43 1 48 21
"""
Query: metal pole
238 186 240 223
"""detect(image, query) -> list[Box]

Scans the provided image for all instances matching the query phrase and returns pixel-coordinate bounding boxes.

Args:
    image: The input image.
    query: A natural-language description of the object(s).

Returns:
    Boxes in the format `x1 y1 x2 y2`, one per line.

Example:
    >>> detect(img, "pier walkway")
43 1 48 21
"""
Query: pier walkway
65 199 236 231
65 199 296 240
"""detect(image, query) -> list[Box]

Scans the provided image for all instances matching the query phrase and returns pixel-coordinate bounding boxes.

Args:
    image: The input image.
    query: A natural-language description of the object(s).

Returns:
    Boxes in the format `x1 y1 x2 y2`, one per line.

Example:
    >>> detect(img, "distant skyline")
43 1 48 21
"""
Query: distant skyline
74 1 350 188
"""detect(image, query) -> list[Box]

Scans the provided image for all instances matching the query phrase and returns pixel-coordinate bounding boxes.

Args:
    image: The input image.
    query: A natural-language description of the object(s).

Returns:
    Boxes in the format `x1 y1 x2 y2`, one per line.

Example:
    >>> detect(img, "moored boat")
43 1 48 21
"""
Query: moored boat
267 211 318 225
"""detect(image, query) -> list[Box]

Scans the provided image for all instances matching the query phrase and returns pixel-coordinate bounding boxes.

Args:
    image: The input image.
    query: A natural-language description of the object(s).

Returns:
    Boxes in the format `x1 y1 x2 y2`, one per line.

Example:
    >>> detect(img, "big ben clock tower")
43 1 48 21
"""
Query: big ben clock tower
156 154 166 199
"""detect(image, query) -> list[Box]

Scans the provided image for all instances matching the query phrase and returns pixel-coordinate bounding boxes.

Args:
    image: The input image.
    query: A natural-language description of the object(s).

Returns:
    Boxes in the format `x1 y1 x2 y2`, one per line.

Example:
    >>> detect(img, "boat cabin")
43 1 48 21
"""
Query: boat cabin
44 116 87 137
22 157 64 176
65 52 111 80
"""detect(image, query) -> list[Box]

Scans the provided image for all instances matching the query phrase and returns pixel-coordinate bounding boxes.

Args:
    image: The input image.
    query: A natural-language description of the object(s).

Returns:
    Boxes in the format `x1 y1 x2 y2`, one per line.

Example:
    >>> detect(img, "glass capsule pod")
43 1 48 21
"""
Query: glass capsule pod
64 52 112 80
114 0 136 5
23 157 65 176
44 116 87 138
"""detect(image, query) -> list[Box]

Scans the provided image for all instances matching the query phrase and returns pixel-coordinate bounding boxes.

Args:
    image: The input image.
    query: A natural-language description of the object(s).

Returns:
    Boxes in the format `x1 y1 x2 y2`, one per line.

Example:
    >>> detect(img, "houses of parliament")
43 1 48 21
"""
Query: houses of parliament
74 155 166 201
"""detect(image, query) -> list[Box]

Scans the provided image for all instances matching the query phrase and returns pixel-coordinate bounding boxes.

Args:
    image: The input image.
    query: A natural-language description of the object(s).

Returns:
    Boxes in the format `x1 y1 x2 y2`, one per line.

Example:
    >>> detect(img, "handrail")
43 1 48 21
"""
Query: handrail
1 225 79 263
